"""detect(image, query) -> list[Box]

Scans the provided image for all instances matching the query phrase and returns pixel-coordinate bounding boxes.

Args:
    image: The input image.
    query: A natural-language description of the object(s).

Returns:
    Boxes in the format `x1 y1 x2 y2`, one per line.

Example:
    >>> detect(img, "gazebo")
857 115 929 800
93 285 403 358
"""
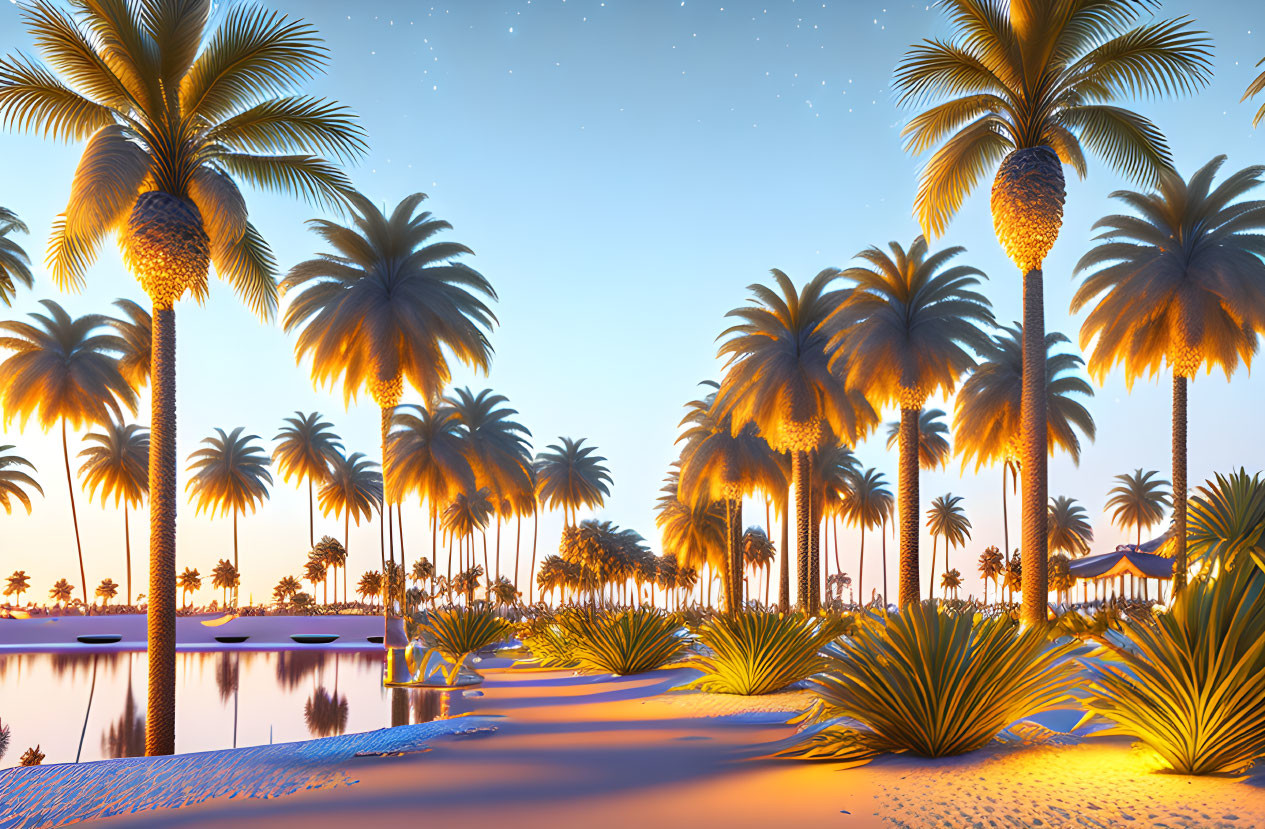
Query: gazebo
1068 535 1174 603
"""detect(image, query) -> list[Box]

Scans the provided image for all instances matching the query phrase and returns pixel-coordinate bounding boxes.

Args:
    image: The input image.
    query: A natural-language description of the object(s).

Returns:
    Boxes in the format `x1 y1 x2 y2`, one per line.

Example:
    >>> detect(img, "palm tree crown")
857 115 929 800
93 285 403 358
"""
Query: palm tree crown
389 403 475 510
186 427 272 518
444 388 533 510
79 421 149 509
953 324 1095 471
895 0 1212 243
885 408 951 470
0 207 31 306
1047 496 1093 557
1105 469 1171 546
927 494 972 550
535 437 612 525
107 299 151 393
0 445 41 514
273 412 342 488
318 451 383 529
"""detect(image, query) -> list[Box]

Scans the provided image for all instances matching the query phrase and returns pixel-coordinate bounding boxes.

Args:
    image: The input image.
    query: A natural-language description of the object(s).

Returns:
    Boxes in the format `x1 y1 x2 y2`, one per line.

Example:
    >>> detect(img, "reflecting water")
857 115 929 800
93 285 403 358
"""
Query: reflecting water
0 651 464 769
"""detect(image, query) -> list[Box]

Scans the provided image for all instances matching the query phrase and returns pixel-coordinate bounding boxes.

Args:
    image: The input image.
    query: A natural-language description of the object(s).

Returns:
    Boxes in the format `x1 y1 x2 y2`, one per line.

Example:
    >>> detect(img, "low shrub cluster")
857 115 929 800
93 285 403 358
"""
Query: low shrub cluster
416 606 515 685
684 612 847 696
519 606 688 675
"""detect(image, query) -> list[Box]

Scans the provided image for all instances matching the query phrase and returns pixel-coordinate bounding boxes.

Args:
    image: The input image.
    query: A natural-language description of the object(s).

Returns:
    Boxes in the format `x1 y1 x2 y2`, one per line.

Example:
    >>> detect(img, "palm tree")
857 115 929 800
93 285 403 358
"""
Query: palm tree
444 388 533 590
1048 496 1093 558
390 403 475 592
831 238 992 607
107 300 151 393
536 436 612 529
1245 57 1265 126
953 324 1096 567
78 422 149 605
274 412 343 549
0 445 42 517
838 468 893 607
185 428 272 604
442 488 493 595
1073 157 1265 594
0 300 136 615
897 0 1211 627
1106 469 1171 547
0 208 31 306
940 568 962 600
313 535 347 605
210 560 238 608
283 194 496 620
303 557 327 603
49 578 73 606
4 570 30 604
884 408 951 471
96 578 118 607
925 494 971 601
317 452 383 603
714 269 877 614
0 2 366 755
655 464 727 607
357 571 383 607
978 545 1004 605
740 527 776 607
273 575 301 606
177 568 201 609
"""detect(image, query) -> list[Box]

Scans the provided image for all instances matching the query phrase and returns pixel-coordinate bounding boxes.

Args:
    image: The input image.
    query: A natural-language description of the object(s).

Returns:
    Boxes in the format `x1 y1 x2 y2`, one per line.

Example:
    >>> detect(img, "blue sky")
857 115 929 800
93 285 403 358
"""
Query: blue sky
1 0 1263 604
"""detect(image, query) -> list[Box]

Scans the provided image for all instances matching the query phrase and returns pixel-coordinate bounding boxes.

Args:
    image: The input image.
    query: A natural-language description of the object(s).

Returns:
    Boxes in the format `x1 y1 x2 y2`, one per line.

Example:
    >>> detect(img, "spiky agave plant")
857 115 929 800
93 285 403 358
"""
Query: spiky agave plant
1079 564 1265 775
560 607 689 676
684 612 846 696
416 606 513 686
1185 469 1265 576
780 603 1077 765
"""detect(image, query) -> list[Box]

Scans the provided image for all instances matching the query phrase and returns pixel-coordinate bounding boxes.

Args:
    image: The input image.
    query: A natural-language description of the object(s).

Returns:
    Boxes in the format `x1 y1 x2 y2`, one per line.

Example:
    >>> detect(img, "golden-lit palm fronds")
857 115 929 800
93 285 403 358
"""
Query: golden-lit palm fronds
838 467 892 604
273 410 342 548
444 388 533 515
1047 495 1092 556
186 427 272 518
535 436 612 525
781 603 1078 764
926 493 971 600
1244 56 1265 127
1080 564 1265 775
895 0 1212 240
79 421 148 509
106 299 151 392
884 408 951 470
0 207 31 307
685 612 846 696
178 567 202 607
0 445 41 515
655 462 727 579
318 451 383 546
1105 469 1170 547
953 324 1095 472
389 403 475 515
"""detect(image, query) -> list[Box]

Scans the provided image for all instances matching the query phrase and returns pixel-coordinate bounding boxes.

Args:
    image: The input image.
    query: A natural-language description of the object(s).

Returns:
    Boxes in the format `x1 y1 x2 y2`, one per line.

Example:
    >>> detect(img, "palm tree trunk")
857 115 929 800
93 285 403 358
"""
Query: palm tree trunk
1172 373 1188 593
76 654 98 763
1020 267 1049 627
809 480 821 615
881 514 888 605
779 493 790 612
124 502 132 606
858 526 865 607
897 406 920 606
928 535 938 601
494 513 501 585
398 505 406 582
1002 463 1010 562
344 511 350 604
792 452 809 610
146 304 177 757
232 507 239 607
379 406 393 635
530 506 539 605
308 478 315 549
60 420 88 616
514 513 522 593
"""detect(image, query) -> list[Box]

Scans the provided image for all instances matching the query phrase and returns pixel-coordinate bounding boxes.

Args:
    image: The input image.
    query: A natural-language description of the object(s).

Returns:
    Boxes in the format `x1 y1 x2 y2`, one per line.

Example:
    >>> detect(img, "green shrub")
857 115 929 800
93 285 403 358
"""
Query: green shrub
416 606 514 685
684 612 846 696
1052 605 1124 641
1079 564 1265 774
780 602 1078 765
517 607 583 668
564 607 688 675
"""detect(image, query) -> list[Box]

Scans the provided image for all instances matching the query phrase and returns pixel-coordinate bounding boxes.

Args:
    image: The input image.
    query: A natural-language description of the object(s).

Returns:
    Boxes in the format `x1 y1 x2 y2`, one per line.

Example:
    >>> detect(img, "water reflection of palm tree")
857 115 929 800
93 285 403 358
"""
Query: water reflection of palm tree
76 653 99 763
275 651 323 691
102 659 145 759
304 686 349 737
216 652 241 748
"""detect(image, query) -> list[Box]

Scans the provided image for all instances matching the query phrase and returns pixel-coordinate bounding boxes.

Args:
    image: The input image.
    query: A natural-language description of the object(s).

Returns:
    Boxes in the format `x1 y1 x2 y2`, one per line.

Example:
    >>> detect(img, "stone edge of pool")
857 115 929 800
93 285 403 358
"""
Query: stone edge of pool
0 715 502 829
0 614 390 651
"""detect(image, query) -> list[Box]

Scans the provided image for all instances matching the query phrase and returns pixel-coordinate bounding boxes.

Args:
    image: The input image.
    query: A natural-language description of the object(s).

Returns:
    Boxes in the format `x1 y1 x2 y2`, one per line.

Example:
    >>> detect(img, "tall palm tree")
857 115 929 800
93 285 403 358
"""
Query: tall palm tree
978 545 1004 605
953 324 1096 566
390 404 476 588
0 208 32 306
1048 496 1093 557
897 0 1211 627
444 388 533 589
831 238 992 607
0 1 365 755
925 494 971 601
4 570 31 604
317 452 383 603
273 412 343 548
940 568 963 600
210 560 238 608
677 382 783 614
49 578 73 606
0 300 135 615
177 567 201 609
655 463 727 604
442 487 493 592
107 300 151 393
185 427 272 603
96 578 119 607
1072 156 1265 593
1105 469 1171 547
283 194 495 615
313 535 347 605
78 421 149 605
715 269 876 614
884 408 951 471
0 445 42 517
536 436 612 528
273 574 301 606
838 467 893 607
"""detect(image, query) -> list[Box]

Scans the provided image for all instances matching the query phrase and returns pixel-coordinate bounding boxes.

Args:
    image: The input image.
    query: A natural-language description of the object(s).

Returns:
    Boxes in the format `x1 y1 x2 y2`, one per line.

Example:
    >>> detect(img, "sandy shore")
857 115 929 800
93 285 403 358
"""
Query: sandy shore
14 664 1244 829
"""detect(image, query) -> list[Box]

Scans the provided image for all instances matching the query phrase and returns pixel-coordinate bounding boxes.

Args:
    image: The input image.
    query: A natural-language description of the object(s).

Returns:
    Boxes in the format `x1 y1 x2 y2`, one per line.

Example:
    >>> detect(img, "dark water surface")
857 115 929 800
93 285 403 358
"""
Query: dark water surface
0 651 464 769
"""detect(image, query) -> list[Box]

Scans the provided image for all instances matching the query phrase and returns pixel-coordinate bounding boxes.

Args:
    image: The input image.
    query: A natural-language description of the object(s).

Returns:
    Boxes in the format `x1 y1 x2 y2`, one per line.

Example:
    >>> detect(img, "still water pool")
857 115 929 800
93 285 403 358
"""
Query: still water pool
0 650 467 769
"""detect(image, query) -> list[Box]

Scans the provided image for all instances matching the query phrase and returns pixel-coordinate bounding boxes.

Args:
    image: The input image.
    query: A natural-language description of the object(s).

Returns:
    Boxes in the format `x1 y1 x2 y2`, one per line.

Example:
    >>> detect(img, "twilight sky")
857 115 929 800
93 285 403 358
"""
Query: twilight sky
1 0 1263 605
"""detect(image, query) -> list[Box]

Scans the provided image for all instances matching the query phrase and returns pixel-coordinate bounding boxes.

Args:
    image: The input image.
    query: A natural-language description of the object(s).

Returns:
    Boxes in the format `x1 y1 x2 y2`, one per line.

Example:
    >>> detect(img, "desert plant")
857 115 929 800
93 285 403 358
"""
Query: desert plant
781 602 1077 764
562 607 688 676
1186 469 1265 577
685 612 846 696
517 607 584 668
1079 564 1265 775
416 606 514 685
